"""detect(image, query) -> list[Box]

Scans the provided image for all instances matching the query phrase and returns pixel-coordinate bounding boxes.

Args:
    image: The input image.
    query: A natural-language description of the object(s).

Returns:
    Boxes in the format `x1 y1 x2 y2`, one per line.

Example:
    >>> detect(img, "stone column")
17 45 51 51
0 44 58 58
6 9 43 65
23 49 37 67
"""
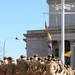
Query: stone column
70 40 74 67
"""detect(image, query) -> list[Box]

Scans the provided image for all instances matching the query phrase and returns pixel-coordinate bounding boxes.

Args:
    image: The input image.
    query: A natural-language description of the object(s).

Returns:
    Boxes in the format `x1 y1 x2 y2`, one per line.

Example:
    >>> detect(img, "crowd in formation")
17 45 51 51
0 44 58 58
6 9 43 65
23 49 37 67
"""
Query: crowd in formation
0 54 75 75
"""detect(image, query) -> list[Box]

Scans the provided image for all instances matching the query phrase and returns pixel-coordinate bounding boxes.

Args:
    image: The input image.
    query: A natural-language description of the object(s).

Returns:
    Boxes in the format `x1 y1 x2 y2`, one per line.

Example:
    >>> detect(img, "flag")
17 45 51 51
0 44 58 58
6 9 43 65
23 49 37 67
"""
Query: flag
48 43 52 50
64 50 72 57
47 32 52 41
45 21 48 31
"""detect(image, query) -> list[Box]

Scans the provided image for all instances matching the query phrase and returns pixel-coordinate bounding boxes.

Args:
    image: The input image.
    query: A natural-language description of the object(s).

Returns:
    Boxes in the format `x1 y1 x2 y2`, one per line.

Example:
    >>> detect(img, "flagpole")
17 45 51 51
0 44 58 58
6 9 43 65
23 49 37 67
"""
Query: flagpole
61 0 65 64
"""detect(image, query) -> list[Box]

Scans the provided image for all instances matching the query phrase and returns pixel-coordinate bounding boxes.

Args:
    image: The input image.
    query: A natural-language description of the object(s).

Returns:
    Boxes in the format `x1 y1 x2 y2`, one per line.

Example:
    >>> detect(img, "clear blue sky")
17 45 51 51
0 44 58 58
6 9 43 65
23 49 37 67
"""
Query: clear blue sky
0 0 49 61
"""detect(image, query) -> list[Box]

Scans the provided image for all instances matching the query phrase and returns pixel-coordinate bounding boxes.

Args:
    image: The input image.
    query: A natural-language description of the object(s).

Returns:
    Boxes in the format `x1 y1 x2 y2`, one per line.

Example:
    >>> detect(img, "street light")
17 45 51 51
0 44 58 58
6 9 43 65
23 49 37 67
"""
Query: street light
3 37 19 60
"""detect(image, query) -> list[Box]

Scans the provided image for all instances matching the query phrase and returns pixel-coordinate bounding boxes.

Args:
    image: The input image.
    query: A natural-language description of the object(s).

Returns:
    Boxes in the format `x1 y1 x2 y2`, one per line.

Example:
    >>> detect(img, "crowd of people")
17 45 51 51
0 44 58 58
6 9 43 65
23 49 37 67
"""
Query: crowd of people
0 54 75 75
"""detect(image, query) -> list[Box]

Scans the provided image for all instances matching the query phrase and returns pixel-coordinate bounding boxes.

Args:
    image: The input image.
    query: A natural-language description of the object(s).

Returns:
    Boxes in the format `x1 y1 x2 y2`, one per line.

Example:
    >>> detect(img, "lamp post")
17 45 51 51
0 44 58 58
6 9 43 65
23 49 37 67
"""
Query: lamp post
3 37 19 60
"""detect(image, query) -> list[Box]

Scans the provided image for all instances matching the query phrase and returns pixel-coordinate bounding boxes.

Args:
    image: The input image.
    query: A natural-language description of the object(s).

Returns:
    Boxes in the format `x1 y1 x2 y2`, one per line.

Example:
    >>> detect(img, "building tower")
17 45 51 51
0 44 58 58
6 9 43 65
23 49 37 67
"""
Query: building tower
47 0 75 66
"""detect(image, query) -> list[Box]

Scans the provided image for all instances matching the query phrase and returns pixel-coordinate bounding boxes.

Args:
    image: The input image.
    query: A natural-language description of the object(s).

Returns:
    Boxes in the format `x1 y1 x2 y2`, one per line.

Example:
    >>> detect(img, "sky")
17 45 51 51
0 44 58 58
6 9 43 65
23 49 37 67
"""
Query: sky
0 0 49 61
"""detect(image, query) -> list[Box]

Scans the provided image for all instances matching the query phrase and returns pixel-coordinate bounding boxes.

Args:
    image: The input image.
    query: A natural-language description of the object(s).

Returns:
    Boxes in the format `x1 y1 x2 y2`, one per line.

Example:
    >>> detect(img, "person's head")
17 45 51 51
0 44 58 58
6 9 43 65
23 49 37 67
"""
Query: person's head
33 54 39 60
30 56 34 61
72 67 75 70
43 57 47 61
3 56 8 64
3 56 7 60
34 54 39 57
16 58 21 64
7 57 13 63
57 58 62 64
20 55 26 61
27 58 30 62
20 55 25 58
52 58 57 61
1 60 3 64
47 54 52 61
16 59 19 62
38 57 42 62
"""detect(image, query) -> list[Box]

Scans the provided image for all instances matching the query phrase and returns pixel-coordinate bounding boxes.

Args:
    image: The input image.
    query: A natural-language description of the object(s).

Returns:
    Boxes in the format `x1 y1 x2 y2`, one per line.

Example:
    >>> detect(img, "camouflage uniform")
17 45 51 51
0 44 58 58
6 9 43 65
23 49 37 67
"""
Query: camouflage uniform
30 60 40 75
45 60 56 75
17 60 29 75
6 63 16 75
17 55 30 75
0 60 7 75
5 57 16 75
1 64 7 75
39 60 45 75
0 64 3 75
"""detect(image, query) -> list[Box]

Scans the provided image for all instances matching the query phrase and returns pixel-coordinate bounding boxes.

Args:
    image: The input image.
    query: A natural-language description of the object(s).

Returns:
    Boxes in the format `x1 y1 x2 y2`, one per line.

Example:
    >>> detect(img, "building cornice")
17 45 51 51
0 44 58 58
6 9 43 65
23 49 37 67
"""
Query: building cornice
23 25 75 38
23 33 47 38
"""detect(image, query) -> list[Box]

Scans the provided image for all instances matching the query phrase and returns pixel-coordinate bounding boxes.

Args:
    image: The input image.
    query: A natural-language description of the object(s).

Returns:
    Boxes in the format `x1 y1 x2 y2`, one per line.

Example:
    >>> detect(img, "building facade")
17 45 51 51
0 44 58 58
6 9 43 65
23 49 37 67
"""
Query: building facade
23 0 75 67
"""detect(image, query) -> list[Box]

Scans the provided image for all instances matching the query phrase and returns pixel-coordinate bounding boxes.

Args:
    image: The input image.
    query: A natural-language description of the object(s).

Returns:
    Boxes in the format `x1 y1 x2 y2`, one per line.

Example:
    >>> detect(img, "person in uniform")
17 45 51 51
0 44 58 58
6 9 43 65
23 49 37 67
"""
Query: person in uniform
45 55 56 75
47 54 52 61
37 57 45 75
73 67 75 75
5 57 16 75
17 55 30 75
56 58 64 75
27 56 34 75
34 57 42 75
15 58 21 75
29 54 40 75
3 57 8 64
1 57 8 75
0 61 4 75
